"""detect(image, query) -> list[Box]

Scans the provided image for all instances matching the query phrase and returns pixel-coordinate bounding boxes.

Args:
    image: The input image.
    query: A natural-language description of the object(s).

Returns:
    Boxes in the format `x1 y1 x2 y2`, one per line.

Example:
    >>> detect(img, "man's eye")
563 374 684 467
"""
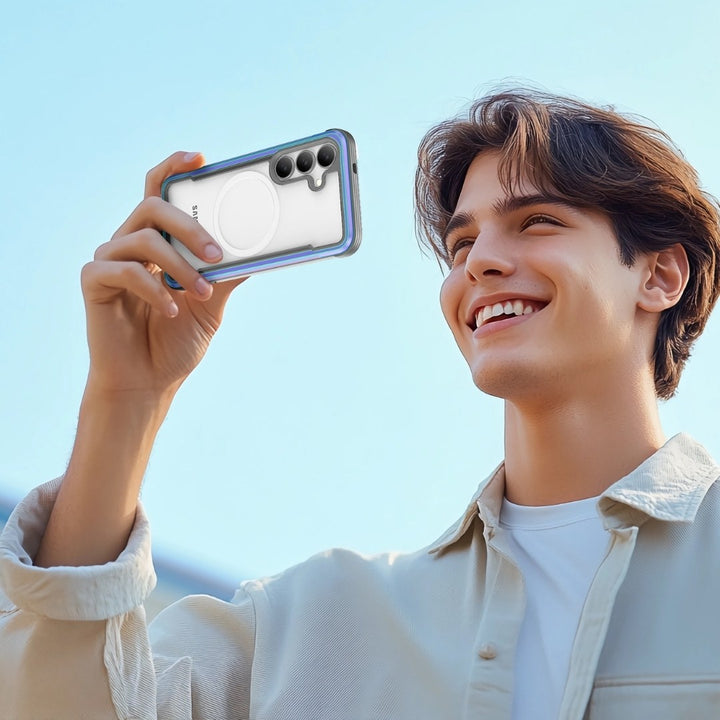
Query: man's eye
522 214 559 229
449 239 473 263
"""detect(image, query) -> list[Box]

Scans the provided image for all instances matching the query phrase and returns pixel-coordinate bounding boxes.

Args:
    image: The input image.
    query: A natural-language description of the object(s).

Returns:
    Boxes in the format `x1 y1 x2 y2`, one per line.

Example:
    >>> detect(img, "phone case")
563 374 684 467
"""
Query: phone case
161 129 361 286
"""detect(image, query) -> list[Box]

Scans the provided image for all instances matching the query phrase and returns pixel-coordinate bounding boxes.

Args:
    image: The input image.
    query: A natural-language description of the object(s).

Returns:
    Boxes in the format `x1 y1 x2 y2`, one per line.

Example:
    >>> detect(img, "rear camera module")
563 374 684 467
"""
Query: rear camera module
317 144 335 167
275 155 294 179
296 150 314 173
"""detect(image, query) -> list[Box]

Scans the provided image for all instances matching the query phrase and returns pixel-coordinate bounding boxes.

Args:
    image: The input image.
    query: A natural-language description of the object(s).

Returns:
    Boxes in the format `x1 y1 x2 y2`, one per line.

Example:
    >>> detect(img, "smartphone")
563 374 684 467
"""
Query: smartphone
161 129 361 286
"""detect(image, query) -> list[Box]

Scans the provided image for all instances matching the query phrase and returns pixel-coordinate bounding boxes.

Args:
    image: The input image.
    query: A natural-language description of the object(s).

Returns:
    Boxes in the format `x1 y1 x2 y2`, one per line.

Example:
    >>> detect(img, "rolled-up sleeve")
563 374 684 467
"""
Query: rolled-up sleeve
0 479 256 720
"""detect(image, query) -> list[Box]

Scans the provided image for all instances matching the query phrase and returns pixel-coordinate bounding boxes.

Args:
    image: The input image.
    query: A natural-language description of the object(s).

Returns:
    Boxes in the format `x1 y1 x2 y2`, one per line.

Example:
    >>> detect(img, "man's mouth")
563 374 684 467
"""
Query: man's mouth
472 299 546 330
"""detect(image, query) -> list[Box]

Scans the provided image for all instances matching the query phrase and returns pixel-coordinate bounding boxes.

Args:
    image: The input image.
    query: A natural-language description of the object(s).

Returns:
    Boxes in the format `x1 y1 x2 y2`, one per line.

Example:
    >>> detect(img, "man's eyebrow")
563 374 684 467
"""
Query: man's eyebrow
491 192 579 215
442 193 580 246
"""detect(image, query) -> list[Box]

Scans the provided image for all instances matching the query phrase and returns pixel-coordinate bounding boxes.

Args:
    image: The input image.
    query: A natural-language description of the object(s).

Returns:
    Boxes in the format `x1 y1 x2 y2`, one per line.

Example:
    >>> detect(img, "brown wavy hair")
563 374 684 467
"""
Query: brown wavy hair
415 88 720 399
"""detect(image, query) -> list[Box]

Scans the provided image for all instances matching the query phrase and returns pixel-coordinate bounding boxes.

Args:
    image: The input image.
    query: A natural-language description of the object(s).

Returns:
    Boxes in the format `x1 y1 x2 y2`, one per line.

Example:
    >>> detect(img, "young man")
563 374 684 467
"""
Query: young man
1 89 719 719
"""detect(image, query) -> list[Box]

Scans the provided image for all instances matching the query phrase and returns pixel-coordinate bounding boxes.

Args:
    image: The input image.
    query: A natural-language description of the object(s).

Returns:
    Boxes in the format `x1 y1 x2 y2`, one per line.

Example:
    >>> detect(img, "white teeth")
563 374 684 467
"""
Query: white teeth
475 299 539 327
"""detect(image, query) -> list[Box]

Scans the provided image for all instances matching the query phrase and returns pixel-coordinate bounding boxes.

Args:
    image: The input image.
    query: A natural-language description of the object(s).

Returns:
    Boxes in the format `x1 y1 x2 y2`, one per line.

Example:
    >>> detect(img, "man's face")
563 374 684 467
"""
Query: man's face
439 152 651 403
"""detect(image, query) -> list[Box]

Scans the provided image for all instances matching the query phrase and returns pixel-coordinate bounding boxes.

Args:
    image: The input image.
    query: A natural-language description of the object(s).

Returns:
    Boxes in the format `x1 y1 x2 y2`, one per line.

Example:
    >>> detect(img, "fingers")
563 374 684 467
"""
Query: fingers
84 150 246 320
82 260 181 318
83 257 247 321
112 195 223 264
144 151 205 199
95 228 214 301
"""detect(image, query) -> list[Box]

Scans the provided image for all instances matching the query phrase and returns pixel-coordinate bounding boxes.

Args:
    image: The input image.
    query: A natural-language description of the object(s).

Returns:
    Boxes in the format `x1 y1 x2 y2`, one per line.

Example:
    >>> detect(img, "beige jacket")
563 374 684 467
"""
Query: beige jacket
1 433 718 719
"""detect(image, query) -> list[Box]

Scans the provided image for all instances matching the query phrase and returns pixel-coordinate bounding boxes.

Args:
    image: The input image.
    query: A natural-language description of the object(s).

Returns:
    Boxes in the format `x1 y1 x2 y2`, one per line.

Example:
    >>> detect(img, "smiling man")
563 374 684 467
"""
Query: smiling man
1 89 720 719
414 95 720 716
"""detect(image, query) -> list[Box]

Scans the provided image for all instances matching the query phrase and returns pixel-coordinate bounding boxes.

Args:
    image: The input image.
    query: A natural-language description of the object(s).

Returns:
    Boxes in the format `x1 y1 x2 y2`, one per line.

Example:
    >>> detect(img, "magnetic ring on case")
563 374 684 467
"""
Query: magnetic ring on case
212 171 280 258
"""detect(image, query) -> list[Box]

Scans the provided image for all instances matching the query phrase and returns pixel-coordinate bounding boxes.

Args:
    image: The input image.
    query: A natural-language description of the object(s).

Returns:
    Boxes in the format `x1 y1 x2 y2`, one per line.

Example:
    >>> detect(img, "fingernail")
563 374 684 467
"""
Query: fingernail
204 243 223 261
196 277 212 296
184 152 201 162
168 301 179 317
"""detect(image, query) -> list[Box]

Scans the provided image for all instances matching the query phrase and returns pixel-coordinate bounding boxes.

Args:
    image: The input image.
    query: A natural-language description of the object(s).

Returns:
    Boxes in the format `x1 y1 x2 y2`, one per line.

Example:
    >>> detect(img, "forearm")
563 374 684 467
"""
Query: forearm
35 384 173 567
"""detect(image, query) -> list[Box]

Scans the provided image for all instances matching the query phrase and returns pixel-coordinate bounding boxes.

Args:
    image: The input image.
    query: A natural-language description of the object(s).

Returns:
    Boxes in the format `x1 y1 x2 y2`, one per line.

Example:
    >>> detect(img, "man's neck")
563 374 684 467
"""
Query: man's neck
502 375 666 506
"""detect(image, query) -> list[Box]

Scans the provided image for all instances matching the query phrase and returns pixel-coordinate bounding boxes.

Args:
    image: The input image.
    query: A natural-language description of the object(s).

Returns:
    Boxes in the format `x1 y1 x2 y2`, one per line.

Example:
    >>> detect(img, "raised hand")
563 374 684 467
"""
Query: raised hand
81 151 245 397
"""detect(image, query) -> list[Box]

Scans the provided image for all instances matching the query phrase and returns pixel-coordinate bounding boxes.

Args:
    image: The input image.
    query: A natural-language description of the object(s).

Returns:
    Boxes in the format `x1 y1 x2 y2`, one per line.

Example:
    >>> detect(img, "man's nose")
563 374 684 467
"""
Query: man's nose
464 229 516 282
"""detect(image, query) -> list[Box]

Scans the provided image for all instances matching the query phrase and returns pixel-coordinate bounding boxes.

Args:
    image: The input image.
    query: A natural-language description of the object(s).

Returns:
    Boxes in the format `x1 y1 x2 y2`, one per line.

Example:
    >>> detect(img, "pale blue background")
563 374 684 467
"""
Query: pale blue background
1 0 718 581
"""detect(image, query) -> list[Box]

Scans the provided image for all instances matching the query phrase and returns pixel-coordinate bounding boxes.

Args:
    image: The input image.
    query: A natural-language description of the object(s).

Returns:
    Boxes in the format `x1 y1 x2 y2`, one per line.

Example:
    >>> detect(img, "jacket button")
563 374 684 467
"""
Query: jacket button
478 643 497 660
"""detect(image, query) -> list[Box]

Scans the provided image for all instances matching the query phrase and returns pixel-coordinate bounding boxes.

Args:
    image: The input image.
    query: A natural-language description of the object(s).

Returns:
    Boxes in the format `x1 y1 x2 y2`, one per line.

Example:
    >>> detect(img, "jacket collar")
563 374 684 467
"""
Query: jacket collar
428 433 719 555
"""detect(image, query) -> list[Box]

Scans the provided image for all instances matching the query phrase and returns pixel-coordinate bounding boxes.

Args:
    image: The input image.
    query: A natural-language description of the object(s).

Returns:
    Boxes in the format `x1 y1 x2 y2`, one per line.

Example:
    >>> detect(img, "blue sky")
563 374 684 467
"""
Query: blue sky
2 0 719 581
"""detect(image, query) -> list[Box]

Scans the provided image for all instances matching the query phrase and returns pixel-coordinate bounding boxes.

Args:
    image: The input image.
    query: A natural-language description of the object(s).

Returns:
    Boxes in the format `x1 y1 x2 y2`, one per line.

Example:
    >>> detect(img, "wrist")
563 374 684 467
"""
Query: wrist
81 377 176 428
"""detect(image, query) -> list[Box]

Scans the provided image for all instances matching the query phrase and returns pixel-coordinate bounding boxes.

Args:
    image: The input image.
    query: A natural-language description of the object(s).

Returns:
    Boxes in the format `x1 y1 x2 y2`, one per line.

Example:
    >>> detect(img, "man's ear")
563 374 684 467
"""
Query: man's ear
637 244 690 313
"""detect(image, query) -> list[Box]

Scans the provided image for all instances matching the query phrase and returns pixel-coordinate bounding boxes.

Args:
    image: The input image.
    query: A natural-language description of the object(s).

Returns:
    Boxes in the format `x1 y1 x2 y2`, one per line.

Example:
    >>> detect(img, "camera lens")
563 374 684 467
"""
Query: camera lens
317 144 335 167
296 150 314 173
275 155 293 178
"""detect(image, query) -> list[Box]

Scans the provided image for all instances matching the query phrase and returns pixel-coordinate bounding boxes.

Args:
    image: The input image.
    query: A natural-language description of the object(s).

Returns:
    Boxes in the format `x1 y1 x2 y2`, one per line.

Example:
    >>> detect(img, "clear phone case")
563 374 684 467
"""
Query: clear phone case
162 129 361 286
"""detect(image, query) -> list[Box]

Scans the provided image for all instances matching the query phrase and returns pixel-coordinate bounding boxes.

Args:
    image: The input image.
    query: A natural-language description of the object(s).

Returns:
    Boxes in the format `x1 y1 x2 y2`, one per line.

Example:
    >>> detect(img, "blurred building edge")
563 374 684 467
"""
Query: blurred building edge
146 552 240 620
0 492 240 622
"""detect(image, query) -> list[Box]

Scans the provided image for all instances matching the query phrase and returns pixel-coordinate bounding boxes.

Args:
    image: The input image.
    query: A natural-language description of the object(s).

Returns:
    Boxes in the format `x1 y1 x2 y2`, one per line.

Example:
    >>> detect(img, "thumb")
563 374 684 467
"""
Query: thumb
145 151 206 199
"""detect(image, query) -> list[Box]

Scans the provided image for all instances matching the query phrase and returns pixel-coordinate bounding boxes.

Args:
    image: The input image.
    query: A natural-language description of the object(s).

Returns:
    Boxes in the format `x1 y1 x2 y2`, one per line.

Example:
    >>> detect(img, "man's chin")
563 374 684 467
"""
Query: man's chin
469 361 558 401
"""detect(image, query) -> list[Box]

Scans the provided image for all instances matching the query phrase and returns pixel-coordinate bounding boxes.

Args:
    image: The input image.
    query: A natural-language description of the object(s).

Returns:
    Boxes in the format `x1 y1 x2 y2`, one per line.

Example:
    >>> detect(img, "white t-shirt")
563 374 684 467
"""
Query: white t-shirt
496 495 609 720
